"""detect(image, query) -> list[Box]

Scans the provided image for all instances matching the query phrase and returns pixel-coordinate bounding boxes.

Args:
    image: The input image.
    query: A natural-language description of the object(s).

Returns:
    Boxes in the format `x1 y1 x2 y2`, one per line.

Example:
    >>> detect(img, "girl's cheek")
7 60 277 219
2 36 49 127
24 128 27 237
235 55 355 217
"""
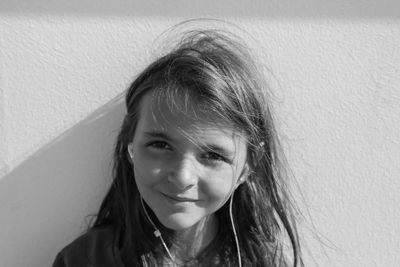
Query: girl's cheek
200 170 236 199
134 155 171 185
135 164 163 186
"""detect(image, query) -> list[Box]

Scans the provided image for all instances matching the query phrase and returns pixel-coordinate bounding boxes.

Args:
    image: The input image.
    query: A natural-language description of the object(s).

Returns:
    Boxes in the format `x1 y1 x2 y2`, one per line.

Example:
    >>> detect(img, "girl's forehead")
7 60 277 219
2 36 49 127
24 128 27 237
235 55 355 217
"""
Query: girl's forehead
138 91 246 142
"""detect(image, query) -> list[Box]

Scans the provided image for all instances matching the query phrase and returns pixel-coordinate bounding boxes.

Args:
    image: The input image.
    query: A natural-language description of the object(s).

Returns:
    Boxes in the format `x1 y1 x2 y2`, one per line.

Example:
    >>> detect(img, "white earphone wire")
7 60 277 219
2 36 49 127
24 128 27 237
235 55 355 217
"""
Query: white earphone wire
229 190 242 267
140 197 174 261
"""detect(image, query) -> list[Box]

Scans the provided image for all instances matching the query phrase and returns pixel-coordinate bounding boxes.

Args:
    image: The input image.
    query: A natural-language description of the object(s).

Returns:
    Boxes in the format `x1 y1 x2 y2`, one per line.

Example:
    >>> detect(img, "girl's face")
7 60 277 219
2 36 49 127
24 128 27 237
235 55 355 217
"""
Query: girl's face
129 92 248 231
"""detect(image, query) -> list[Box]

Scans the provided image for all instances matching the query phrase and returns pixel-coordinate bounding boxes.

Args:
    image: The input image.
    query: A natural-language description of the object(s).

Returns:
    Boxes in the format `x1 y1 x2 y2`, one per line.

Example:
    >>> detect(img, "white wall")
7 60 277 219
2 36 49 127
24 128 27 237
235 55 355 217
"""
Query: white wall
1 1 399 266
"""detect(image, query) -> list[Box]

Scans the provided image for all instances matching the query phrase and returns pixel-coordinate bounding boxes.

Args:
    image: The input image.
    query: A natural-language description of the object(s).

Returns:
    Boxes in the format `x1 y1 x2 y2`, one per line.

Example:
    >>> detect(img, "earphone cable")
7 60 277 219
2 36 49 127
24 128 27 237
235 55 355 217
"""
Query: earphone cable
229 190 242 267
140 197 174 261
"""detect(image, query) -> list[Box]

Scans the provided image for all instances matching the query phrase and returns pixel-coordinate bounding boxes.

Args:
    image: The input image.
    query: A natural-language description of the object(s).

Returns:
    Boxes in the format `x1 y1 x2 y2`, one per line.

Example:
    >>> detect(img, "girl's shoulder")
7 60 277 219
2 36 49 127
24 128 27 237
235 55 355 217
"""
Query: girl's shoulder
52 225 125 267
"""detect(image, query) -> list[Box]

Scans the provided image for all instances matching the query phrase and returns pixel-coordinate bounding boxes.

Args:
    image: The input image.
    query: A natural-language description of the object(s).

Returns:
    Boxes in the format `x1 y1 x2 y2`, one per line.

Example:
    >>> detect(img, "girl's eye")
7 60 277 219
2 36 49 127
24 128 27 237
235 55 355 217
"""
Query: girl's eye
146 141 171 150
203 152 228 162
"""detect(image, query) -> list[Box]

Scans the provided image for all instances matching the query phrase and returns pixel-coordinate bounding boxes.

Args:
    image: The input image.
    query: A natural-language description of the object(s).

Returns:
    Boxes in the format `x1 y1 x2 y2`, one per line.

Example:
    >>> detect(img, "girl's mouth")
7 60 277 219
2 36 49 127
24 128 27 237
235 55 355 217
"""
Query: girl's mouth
162 193 198 203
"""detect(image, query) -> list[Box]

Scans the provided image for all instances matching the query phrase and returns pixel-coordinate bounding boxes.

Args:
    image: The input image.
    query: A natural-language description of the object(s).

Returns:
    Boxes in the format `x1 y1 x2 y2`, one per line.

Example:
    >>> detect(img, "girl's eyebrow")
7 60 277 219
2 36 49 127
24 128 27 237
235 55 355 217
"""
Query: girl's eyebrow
201 144 234 157
144 131 175 141
144 131 235 157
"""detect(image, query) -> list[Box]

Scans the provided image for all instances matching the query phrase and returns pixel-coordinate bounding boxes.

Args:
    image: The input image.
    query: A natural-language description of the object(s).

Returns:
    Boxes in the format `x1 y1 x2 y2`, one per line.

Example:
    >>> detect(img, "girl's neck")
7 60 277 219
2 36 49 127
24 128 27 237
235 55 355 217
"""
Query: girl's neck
169 215 218 263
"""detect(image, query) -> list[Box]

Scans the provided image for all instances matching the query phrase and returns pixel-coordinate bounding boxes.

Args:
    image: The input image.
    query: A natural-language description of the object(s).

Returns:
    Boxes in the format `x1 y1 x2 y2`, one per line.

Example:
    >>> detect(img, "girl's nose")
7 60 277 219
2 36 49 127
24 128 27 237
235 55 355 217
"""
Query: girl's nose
167 156 197 190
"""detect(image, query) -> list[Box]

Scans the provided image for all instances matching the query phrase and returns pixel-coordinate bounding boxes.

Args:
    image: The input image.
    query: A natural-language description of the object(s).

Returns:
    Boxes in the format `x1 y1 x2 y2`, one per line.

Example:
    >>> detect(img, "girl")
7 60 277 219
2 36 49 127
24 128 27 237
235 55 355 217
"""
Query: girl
53 28 302 267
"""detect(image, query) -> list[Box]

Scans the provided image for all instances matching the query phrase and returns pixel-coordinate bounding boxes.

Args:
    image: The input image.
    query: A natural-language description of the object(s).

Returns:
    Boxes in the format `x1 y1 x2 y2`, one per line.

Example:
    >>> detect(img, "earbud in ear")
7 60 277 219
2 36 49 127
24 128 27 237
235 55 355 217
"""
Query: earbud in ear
235 176 246 190
127 143 134 160
236 164 250 187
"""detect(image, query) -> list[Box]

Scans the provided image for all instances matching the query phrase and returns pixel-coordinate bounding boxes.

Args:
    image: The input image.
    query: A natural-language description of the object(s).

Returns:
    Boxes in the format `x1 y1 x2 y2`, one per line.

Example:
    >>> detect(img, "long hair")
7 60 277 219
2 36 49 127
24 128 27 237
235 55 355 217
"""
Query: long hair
92 29 302 266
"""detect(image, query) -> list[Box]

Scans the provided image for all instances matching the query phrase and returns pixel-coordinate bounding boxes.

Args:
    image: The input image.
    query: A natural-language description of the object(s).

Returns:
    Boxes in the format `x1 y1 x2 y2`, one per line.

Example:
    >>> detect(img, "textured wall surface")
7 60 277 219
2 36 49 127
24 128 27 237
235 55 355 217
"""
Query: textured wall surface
1 1 400 266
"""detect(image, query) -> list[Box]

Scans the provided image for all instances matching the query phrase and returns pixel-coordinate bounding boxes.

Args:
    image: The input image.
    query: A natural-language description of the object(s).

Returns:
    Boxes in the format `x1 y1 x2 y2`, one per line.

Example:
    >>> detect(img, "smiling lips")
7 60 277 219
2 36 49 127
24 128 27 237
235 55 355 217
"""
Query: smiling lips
162 193 198 203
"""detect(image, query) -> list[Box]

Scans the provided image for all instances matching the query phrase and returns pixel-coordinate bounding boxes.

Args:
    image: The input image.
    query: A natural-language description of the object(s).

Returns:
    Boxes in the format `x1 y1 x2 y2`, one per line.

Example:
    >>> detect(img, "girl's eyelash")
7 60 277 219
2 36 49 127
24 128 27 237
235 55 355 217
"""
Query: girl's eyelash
145 142 231 163
204 152 230 163
146 141 171 149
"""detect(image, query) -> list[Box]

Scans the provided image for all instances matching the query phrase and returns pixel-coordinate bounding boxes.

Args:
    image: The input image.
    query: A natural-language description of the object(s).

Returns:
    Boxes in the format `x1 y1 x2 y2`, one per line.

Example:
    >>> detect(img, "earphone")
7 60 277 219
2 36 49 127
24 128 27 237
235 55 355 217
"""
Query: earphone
127 143 134 161
235 163 249 189
140 197 174 262
229 190 242 267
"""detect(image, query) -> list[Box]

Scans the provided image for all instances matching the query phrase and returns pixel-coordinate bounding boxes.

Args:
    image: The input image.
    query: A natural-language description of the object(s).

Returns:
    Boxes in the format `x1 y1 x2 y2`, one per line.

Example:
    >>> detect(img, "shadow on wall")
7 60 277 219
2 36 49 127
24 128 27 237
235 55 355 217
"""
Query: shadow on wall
0 0 399 18
0 95 125 267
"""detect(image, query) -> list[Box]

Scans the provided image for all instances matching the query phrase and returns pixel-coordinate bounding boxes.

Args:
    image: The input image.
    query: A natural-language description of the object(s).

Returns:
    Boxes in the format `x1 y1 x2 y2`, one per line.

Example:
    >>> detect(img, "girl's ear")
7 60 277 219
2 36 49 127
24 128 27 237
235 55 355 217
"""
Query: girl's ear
127 143 134 164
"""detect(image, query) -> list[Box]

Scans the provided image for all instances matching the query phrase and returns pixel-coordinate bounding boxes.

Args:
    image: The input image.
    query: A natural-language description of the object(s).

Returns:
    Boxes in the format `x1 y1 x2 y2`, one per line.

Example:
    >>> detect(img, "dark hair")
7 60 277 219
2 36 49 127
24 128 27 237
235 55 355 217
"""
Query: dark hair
93 29 302 266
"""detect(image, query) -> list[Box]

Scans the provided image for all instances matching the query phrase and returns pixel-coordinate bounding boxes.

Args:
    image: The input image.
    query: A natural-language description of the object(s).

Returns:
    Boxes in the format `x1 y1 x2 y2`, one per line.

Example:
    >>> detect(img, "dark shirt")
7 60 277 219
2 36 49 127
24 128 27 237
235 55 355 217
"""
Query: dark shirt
52 226 126 267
